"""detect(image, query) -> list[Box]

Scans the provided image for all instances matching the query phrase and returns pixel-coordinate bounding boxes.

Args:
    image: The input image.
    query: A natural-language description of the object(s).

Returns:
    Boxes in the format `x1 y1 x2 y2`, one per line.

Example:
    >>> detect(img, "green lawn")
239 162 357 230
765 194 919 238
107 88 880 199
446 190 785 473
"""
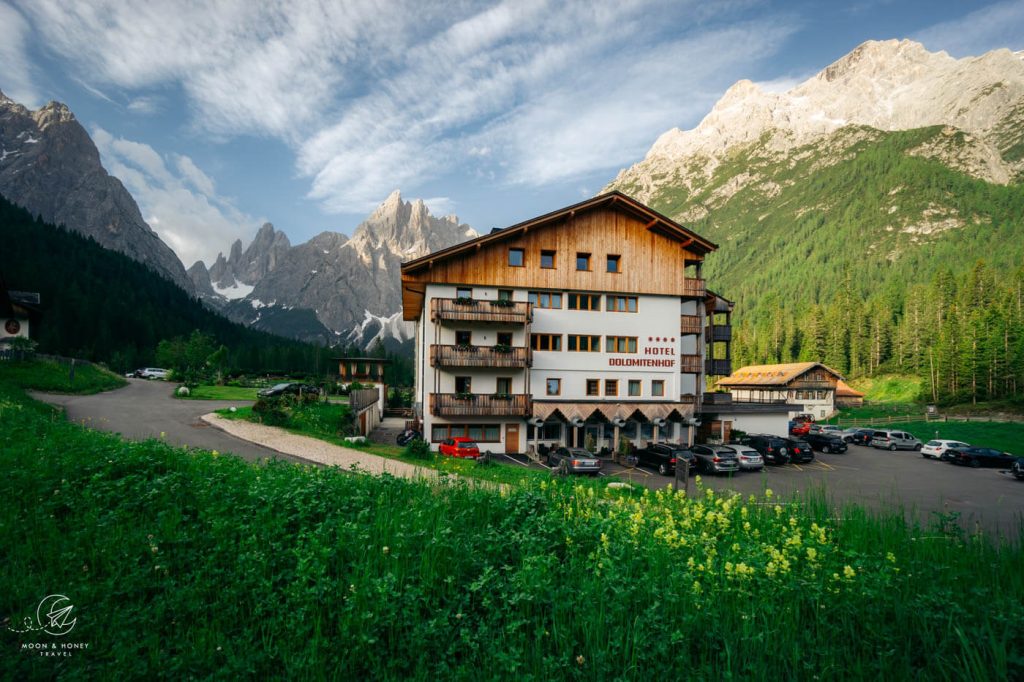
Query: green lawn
2 381 1021 679
178 384 259 400
218 404 587 487
0 357 126 394
849 374 922 403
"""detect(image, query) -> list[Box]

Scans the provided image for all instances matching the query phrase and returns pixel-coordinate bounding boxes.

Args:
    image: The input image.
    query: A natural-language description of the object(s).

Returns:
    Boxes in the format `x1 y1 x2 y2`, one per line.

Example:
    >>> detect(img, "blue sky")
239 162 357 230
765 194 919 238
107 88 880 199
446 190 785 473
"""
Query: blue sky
2 0 1022 267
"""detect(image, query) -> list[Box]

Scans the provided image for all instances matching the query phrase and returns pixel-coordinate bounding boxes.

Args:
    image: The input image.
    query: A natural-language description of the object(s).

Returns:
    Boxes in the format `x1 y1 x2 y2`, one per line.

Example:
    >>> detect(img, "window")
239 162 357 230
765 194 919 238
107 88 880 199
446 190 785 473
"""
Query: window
628 380 641 397
498 289 513 301
496 377 512 394
456 287 472 299
567 334 601 352
540 250 556 269
531 334 562 351
607 295 637 312
455 376 472 393
528 291 562 309
432 424 501 442
508 248 524 267
606 336 638 353
496 332 513 346
605 379 618 396
652 380 665 397
567 293 601 310
528 422 562 440
586 379 600 396
546 378 561 395
607 254 621 273
455 330 472 345
576 252 591 271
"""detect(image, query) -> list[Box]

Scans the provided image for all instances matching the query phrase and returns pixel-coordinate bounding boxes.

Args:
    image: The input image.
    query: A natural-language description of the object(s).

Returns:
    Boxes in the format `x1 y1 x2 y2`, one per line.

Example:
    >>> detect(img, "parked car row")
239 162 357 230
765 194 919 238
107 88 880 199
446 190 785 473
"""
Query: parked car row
940 446 1019 470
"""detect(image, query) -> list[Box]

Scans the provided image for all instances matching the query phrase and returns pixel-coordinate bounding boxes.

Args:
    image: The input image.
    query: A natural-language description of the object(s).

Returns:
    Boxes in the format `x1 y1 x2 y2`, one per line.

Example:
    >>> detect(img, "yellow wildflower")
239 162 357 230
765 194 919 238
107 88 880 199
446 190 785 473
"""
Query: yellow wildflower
886 552 896 563
844 565 856 579
765 488 773 499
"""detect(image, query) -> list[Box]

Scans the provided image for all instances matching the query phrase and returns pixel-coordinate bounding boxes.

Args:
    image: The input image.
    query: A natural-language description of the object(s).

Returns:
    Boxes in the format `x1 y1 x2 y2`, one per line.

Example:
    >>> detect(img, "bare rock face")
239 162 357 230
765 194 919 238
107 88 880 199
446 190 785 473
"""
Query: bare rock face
193 190 477 346
0 91 194 293
609 40 1024 202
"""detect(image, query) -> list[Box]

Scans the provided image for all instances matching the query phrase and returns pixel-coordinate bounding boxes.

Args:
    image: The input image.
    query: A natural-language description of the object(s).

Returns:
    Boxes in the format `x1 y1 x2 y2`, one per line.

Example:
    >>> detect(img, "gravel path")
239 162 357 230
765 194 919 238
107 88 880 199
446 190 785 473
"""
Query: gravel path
202 413 440 480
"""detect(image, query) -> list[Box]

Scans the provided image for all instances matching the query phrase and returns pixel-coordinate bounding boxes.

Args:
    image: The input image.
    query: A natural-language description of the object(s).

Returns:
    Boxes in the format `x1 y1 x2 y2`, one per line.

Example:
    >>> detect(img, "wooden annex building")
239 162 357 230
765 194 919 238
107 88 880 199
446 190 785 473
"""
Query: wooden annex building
400 191 733 455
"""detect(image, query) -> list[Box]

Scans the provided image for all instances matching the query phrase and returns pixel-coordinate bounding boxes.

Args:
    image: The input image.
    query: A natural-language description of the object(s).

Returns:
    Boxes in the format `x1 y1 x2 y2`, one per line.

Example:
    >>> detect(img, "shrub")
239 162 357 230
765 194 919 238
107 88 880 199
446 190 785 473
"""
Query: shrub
403 438 432 460
251 397 289 426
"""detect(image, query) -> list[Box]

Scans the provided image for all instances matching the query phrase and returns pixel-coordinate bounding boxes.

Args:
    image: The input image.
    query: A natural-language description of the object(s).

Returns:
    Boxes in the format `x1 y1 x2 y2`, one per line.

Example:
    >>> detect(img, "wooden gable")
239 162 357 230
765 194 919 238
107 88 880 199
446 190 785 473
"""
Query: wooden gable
401 193 716 320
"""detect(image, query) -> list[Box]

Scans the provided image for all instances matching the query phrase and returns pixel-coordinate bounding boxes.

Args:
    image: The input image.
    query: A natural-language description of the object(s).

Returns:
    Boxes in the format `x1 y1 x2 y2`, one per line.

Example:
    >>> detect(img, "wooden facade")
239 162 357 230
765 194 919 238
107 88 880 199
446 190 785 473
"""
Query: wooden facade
402 192 715 321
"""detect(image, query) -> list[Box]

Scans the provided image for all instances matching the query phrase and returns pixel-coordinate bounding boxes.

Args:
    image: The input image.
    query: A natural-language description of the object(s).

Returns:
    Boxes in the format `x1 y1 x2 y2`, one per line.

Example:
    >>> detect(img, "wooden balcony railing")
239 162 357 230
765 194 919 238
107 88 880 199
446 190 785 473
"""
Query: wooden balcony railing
430 298 531 324
430 393 532 417
680 354 702 373
702 392 733 406
678 393 699 405
430 344 530 368
789 380 835 390
681 278 706 298
705 359 732 376
707 324 732 342
680 315 702 335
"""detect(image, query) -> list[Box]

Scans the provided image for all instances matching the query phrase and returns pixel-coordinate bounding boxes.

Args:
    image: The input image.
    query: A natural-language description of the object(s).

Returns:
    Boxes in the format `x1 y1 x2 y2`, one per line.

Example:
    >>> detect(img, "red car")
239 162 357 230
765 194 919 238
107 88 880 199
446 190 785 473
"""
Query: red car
789 421 811 436
438 437 480 458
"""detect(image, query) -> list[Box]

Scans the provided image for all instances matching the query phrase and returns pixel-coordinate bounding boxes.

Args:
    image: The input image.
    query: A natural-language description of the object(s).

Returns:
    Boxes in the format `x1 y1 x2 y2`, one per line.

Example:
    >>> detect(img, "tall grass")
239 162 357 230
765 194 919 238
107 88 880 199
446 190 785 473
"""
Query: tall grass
0 358 126 394
2 382 1022 679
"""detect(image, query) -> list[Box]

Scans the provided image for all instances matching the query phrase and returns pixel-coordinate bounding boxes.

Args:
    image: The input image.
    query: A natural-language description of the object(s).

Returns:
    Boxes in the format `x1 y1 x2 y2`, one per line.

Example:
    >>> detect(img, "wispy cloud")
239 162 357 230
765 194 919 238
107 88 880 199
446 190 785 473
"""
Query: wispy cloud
127 95 162 115
92 127 262 267
913 0 1024 57
0 1 40 107
16 1 798 216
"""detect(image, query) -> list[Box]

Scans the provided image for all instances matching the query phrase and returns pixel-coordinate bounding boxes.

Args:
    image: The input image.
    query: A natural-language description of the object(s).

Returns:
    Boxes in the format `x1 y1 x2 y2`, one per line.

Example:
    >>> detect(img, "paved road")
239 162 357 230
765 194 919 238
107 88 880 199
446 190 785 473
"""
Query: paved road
619 445 1024 539
32 378 308 465
30 381 1024 537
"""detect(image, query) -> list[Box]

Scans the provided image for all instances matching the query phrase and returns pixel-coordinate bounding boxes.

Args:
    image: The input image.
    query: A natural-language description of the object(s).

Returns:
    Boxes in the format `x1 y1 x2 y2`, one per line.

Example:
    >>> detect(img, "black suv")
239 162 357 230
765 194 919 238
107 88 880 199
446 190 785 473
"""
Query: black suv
783 437 815 463
634 443 695 476
257 382 319 398
736 434 791 465
805 433 848 454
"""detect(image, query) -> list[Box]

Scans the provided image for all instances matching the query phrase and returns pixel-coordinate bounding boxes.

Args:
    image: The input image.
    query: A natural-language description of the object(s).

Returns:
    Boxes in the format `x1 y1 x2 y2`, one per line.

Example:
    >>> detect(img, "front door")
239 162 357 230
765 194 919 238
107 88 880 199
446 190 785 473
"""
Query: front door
505 423 520 454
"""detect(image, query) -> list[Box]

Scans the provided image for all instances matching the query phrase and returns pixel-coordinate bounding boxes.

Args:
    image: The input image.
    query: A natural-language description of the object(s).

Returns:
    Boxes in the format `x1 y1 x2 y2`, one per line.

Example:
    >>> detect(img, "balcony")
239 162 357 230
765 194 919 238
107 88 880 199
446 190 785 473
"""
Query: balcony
702 392 733 406
705 359 732 376
706 324 732 342
680 315 702 335
431 298 531 325
430 344 531 369
680 354 702 373
430 393 532 417
681 278 706 298
678 393 698 405
789 380 835 390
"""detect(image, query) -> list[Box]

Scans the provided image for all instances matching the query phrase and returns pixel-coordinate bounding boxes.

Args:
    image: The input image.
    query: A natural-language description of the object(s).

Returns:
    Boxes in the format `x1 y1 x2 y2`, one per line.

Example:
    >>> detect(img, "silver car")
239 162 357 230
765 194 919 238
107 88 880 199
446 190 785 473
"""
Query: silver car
728 444 764 471
548 447 602 475
690 445 740 474
870 430 923 451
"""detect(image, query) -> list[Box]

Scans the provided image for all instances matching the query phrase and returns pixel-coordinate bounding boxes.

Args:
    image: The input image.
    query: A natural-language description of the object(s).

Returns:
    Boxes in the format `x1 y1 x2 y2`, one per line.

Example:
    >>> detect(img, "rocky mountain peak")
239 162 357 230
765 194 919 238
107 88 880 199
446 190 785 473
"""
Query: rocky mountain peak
614 40 1024 202
0 92 194 293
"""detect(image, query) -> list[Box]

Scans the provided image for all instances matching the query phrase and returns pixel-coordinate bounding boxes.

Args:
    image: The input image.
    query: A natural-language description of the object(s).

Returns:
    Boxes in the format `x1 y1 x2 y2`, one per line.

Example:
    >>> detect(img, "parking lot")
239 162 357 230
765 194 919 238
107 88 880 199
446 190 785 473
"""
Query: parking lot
609 443 1024 538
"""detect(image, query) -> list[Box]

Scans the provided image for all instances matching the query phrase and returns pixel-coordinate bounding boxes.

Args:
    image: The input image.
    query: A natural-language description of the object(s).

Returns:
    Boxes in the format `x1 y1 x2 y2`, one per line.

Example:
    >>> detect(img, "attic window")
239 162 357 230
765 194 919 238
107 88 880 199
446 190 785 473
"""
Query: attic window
508 248 524 267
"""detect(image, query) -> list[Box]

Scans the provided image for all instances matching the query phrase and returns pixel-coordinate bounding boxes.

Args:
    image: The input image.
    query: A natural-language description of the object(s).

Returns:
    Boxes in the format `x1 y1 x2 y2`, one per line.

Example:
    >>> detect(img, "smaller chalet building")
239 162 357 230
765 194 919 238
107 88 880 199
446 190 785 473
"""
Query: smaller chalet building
716 362 845 420
1 287 40 350
835 380 865 408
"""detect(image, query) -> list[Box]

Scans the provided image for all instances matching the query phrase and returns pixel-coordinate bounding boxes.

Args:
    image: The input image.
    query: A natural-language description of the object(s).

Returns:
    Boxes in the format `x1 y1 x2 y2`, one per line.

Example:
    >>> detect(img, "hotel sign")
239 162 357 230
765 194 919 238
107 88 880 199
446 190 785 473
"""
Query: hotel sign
608 337 676 368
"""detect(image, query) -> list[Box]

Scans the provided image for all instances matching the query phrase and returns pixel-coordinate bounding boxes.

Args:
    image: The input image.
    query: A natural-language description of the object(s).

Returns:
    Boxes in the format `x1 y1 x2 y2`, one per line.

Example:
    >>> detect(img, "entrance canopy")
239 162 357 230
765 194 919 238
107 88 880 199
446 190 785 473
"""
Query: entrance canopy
532 401 695 423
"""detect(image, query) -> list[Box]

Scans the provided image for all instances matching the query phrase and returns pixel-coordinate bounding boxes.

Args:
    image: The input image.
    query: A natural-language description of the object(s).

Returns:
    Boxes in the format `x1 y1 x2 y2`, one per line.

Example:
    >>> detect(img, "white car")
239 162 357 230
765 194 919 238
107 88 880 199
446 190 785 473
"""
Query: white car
809 424 844 436
729 444 764 471
920 439 969 460
138 367 169 380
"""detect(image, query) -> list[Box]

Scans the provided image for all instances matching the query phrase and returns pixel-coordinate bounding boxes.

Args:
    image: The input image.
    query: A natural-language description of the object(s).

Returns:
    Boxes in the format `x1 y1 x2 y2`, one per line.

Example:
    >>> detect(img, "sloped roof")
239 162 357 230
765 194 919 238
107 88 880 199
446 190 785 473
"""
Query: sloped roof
835 380 865 398
401 190 717 274
716 362 844 388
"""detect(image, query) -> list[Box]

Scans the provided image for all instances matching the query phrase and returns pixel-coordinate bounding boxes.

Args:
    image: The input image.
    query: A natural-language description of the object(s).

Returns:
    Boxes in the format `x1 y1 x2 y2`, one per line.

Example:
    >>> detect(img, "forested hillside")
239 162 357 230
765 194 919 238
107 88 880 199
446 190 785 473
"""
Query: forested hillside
0 195 329 373
625 126 1024 404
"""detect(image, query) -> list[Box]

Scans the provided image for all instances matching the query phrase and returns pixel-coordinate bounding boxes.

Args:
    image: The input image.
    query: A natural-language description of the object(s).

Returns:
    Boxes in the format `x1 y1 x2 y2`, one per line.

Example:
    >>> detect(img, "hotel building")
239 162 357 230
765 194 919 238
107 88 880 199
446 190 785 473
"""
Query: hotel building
400 192 733 454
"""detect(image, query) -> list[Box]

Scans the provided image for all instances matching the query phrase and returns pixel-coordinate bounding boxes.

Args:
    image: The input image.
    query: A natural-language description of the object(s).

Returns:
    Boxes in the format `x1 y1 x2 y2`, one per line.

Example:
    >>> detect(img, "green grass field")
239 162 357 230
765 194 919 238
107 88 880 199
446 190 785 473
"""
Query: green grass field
177 384 259 400
849 374 923 403
0 358 126 394
2 381 1022 679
